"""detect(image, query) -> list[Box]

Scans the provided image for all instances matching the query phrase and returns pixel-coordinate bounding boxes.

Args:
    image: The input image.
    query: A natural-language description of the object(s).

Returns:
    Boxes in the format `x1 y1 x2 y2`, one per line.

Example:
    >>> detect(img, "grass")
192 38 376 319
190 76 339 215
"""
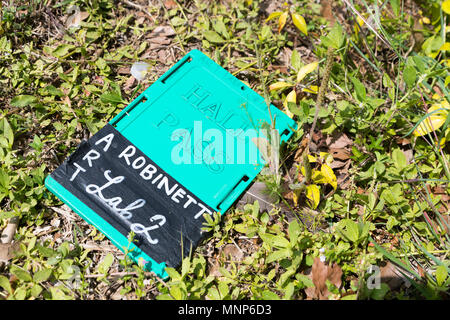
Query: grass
0 0 449 300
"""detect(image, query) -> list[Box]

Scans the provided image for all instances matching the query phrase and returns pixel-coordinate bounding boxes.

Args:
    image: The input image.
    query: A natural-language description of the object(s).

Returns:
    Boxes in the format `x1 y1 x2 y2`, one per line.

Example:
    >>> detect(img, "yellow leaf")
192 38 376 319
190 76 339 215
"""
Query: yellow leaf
356 16 365 27
292 13 307 35
307 154 317 162
302 85 318 94
283 89 296 118
321 164 337 190
306 184 320 209
443 0 450 14
297 61 318 83
413 103 449 137
440 42 450 51
319 152 334 166
278 11 288 33
266 11 283 22
421 17 431 24
269 81 294 91
293 189 300 206
440 128 450 146
311 169 327 184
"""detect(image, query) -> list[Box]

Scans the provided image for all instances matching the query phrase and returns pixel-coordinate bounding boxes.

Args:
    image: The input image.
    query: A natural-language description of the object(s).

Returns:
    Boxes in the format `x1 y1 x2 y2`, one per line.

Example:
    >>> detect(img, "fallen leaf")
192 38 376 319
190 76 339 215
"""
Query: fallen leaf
151 26 176 37
65 6 89 29
0 242 21 262
308 257 343 299
221 244 244 262
123 76 136 91
164 0 177 9
297 61 318 83
327 133 353 149
329 148 351 161
148 36 172 45
320 0 335 25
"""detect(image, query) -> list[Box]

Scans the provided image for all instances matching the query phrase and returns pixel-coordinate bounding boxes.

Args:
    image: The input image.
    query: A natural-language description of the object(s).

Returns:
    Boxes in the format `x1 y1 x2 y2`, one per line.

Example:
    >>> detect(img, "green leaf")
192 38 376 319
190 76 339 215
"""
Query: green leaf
203 30 225 43
1 118 14 147
390 0 400 16
52 44 75 58
403 65 416 88
435 265 448 286
350 77 366 102
322 23 345 49
10 95 37 107
97 253 114 274
33 268 53 283
0 168 10 190
30 284 43 298
392 148 407 171
170 285 186 300
291 49 301 71
100 91 124 104
0 275 12 295
266 249 290 264
369 236 421 279
288 220 301 245
262 290 280 300
213 19 230 39
370 283 390 300
11 266 33 282
165 267 182 281
336 219 359 243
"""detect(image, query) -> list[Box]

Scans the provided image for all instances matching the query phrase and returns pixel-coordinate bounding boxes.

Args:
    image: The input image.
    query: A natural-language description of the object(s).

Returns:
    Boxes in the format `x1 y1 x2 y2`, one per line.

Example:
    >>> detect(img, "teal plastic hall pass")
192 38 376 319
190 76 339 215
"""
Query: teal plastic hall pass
45 50 296 278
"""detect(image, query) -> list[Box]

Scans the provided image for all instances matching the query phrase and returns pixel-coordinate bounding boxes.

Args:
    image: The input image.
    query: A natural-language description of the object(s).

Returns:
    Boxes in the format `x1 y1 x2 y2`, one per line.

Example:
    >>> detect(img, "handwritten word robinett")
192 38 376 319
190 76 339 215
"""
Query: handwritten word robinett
67 132 213 245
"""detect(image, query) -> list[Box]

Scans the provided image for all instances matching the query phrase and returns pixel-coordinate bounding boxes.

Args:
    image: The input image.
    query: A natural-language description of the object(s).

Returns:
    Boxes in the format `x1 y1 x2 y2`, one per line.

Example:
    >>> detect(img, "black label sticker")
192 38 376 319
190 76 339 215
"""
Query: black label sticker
51 124 214 267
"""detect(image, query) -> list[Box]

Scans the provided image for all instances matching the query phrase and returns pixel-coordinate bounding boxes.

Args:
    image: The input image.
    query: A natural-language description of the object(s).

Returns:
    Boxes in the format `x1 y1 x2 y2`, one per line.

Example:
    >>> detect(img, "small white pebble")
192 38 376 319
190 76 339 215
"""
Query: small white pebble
131 62 150 81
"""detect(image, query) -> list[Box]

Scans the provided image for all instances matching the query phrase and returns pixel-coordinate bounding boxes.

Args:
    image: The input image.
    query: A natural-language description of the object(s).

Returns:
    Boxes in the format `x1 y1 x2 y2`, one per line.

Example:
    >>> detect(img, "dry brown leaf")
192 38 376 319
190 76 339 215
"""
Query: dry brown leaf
0 242 21 262
307 257 343 299
164 0 177 9
65 9 89 29
123 76 136 91
221 244 244 262
329 148 351 161
148 36 172 45
320 0 335 26
151 26 176 37
327 133 353 149
329 160 347 169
